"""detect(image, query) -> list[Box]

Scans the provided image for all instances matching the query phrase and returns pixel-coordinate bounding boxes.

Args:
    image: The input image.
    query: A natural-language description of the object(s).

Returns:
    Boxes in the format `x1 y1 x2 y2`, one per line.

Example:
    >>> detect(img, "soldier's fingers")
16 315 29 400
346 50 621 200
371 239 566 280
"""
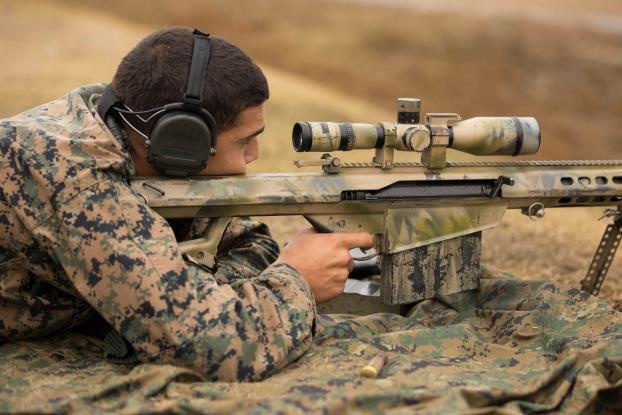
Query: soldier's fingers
336 232 374 249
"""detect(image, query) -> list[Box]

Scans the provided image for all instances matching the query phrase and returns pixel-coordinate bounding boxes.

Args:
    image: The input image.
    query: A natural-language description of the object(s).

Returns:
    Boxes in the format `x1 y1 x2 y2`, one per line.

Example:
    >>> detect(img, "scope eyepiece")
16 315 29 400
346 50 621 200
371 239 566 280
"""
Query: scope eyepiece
292 121 385 153
292 122 313 152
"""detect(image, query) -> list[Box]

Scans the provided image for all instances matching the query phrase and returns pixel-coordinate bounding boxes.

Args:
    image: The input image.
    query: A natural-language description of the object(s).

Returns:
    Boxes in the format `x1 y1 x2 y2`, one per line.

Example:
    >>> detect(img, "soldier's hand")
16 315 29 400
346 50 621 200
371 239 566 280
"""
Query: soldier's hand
276 229 374 304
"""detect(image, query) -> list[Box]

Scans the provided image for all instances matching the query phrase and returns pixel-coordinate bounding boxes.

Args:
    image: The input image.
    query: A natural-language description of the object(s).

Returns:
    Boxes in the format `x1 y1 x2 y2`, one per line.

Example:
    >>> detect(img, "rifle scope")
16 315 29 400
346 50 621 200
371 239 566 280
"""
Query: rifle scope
292 117 540 156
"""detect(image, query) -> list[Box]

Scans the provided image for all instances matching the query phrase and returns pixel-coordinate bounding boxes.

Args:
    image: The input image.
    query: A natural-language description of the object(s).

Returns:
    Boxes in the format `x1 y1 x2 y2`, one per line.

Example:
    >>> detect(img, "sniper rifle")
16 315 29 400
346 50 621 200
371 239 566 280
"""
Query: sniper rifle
129 98 622 310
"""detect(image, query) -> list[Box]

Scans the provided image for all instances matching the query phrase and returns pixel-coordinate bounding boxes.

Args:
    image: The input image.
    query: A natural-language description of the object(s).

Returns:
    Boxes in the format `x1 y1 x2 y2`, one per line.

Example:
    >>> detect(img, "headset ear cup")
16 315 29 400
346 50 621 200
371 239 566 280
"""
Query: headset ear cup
148 111 214 176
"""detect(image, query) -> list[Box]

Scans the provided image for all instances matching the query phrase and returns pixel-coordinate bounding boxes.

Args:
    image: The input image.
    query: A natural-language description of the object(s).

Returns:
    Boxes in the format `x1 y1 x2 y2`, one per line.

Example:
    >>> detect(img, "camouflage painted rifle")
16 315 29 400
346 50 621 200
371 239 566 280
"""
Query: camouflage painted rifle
129 98 622 308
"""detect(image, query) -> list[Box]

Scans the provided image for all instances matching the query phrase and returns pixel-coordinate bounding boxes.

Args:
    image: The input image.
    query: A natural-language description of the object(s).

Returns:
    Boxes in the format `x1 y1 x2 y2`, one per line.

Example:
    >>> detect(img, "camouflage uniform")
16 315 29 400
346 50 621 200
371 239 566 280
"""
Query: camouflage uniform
0 84 317 381
1 269 621 414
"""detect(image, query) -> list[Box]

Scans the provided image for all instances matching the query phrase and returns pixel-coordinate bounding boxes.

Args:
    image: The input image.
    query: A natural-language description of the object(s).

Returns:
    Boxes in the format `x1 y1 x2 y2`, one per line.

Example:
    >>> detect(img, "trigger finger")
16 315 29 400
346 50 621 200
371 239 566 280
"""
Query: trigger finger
347 257 354 274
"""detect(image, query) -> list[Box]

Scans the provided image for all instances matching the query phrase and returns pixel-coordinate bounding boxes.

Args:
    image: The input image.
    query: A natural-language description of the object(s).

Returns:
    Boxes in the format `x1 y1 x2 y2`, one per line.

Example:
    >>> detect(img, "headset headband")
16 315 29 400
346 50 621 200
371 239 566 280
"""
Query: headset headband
98 30 213 122
184 29 211 108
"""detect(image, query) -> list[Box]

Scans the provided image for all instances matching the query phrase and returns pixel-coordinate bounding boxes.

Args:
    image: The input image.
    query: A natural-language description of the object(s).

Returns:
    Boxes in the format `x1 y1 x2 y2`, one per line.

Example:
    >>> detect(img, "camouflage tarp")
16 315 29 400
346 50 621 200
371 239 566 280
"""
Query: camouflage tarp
1 267 621 414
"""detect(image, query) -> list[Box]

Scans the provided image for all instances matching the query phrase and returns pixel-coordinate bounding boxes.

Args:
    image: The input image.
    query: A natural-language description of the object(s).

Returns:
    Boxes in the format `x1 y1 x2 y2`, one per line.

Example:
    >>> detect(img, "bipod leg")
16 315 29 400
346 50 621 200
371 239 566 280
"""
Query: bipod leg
581 207 622 296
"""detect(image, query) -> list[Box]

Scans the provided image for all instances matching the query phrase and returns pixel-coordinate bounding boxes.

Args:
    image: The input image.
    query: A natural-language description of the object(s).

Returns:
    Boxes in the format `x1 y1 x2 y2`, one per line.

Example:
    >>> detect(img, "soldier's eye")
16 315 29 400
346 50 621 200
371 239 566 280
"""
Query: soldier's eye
240 136 255 145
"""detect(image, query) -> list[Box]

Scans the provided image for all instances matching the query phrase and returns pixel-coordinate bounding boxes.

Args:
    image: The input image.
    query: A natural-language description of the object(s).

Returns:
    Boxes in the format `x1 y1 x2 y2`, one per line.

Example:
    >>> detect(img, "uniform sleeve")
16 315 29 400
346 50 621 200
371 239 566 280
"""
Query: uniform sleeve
214 217 280 283
47 177 317 381
174 216 279 282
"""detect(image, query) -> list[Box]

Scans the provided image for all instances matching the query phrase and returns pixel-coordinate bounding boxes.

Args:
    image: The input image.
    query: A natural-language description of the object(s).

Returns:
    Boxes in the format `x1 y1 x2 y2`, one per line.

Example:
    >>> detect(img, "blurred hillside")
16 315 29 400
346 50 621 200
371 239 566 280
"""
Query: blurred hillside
0 0 620 307
60 0 622 160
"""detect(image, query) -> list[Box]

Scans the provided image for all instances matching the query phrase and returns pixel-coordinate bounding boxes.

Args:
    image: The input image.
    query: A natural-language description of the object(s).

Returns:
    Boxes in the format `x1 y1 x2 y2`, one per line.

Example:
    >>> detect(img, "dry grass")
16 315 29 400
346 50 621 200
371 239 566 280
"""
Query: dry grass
0 0 620 308
59 0 622 160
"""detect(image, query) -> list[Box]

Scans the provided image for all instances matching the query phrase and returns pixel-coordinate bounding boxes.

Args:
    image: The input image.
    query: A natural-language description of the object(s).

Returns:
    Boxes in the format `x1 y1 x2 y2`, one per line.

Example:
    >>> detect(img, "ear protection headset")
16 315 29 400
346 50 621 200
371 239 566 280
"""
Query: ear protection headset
98 29 218 176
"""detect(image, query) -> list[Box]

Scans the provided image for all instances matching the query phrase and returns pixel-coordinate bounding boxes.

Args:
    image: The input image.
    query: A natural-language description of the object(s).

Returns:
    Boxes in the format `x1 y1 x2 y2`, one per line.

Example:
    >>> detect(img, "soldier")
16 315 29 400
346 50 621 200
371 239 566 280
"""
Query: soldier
0 27 372 381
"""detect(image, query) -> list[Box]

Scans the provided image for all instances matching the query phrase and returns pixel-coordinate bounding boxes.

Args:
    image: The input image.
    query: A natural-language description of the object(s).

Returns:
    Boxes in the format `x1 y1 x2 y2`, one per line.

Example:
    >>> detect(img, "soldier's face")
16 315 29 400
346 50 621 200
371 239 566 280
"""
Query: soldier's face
199 104 265 176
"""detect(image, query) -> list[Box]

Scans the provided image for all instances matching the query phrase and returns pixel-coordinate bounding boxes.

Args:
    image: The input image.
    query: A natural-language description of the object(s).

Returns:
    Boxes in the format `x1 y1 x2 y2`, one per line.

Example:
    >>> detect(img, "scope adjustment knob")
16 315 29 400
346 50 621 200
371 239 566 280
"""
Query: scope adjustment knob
402 126 431 152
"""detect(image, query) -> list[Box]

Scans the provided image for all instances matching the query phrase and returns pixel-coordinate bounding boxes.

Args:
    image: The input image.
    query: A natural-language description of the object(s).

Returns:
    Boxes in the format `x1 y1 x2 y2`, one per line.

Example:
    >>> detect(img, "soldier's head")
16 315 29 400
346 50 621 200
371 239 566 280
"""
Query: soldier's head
111 27 268 176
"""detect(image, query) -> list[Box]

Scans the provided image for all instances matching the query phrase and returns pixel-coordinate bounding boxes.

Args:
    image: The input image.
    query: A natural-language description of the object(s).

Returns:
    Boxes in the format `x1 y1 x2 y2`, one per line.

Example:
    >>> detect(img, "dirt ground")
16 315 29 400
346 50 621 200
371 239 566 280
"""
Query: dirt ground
0 0 620 308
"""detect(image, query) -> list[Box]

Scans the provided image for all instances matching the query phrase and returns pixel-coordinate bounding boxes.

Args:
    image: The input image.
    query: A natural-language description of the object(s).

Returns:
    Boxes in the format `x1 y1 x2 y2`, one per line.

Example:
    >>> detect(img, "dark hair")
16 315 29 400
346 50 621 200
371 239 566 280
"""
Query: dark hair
111 27 269 130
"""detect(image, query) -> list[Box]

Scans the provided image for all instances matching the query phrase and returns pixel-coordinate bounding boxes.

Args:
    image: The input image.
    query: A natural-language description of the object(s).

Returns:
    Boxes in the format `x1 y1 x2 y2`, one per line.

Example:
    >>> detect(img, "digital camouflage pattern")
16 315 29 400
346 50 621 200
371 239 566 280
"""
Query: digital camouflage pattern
381 232 481 304
0 266 621 414
0 84 317 381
